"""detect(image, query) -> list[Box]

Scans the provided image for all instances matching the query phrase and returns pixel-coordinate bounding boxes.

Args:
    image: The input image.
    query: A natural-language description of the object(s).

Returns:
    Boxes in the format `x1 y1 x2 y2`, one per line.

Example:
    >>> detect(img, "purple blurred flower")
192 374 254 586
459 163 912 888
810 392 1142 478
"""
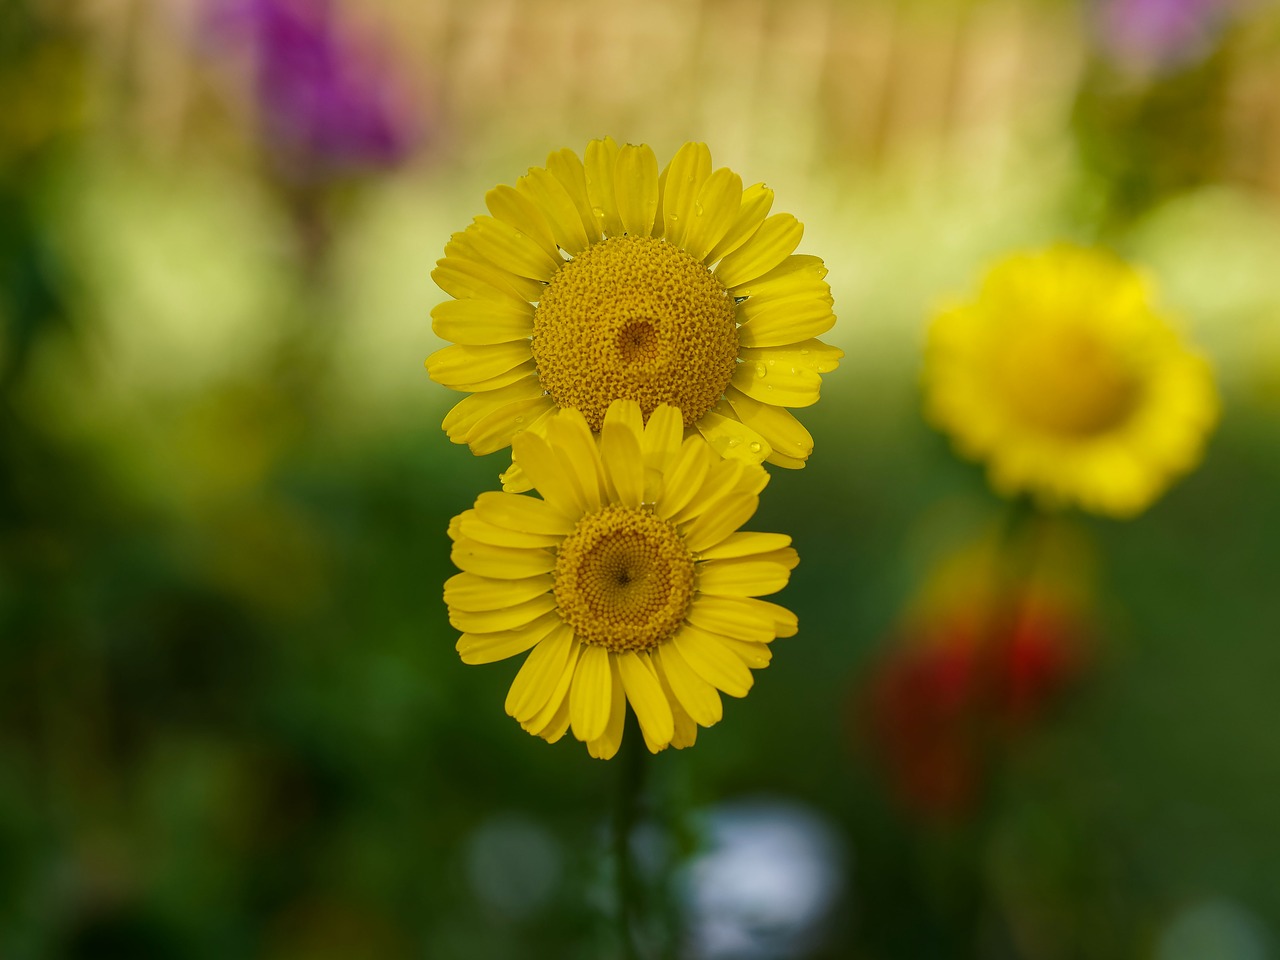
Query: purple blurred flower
1095 0 1241 71
209 0 417 178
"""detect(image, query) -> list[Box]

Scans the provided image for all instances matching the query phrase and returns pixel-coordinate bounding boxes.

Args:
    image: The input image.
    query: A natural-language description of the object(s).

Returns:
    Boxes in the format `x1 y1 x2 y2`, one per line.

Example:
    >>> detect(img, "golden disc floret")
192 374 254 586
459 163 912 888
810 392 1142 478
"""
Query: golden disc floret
531 236 739 431
553 504 695 652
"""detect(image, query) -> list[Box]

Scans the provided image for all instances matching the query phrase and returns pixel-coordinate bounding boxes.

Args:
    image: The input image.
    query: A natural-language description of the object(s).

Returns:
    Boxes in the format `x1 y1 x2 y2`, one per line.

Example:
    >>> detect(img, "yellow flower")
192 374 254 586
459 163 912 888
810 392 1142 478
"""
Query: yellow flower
445 399 799 759
924 245 1219 518
425 138 841 488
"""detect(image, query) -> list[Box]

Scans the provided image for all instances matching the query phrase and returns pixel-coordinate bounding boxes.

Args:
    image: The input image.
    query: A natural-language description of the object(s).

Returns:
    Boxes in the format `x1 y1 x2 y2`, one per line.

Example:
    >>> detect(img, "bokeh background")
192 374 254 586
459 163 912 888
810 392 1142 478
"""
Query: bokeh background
4 0 1280 957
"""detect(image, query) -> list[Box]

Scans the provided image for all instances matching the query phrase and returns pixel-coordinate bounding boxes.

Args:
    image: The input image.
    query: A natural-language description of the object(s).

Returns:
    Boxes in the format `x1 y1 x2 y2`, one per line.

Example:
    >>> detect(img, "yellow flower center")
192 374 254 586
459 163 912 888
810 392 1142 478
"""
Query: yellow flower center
531 236 739 431
997 323 1141 437
553 504 695 652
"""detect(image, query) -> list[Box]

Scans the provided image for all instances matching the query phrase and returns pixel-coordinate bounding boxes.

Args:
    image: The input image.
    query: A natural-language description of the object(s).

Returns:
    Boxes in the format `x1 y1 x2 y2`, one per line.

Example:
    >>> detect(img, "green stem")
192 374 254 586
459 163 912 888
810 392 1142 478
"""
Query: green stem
615 713 646 960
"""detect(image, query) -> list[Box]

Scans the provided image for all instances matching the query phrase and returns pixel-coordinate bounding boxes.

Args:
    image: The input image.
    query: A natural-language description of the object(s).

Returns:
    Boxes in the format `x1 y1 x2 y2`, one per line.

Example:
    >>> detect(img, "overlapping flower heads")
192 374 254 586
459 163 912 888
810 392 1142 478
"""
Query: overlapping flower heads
924 244 1218 518
428 139 840 757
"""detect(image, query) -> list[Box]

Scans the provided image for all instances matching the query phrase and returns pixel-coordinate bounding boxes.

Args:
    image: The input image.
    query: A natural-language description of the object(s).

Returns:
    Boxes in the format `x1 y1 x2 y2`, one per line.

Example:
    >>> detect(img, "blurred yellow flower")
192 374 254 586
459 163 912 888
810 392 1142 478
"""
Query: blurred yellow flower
425 138 841 488
925 245 1219 517
445 400 799 759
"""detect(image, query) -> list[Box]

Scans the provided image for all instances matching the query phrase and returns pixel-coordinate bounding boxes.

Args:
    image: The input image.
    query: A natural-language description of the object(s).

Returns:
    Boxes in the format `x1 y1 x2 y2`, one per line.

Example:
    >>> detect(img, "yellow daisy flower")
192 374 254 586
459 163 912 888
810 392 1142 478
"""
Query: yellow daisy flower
445 399 799 759
925 245 1219 518
425 138 842 488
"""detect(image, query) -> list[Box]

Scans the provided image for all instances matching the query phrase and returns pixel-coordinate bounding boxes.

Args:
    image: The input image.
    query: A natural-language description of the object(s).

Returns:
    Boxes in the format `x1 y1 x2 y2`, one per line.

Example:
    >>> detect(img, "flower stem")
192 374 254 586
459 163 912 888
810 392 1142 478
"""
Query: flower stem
615 713 646 960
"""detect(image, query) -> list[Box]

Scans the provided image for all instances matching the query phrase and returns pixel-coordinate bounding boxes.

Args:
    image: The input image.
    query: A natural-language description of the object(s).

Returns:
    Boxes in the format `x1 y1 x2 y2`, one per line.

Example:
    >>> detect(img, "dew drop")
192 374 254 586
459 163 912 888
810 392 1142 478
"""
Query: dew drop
748 441 762 453
592 206 605 218
754 362 768 377
766 385 774 391
767 359 776 366
726 437 741 448
800 348 810 356
514 416 525 424
694 202 704 216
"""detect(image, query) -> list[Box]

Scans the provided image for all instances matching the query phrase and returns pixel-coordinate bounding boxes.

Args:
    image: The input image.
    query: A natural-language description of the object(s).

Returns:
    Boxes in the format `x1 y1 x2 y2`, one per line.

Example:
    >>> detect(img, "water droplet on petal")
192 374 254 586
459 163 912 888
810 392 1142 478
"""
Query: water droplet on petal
514 416 525 424
748 441 762 454
754 362 768 378
726 437 741 448
800 348 810 356
592 207 605 218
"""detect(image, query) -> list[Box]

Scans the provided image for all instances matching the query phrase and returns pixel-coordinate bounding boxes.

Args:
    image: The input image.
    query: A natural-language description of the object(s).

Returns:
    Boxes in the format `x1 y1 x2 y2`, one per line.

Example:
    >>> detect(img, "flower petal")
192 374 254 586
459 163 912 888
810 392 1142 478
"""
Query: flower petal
651 654 699 748
518 167 592 255
464 394 557 456
661 141 712 249
457 610 562 665
454 597 558 644
670 625 754 698
614 144 660 238
545 146 600 243
653 644 722 727
432 254 536 306
654 436 712 520
685 595 778 643
585 136 625 237
705 182 774 265
546 408 606 512
684 167 744 263
486 184 559 261
441 376 546 445
601 401 645 508
715 213 803 288
694 407 772 463
511 430 583 518
431 297 534 345
724 387 815 461
451 539 555 579
696 531 793 561
680 493 759 554
697 550 797 597
570 644 613 742
506 624 576 721
586 657 626 759
473 490 575 536
618 651 675 750
425 342 533 389
736 301 836 350
729 254 826 300
521 641 581 739
443 571 554 612
467 216 563 282
730 354 823 407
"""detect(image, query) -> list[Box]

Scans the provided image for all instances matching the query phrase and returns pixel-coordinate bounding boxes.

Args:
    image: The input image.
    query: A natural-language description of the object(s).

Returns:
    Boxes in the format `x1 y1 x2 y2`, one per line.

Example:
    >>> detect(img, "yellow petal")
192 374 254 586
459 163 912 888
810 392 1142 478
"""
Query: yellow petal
617 651 674 749
653 644 722 726
585 136 625 238
686 595 777 643
714 214 804 288
455 609 561 663
467 216 562 282
705 182 774 265
730 355 823 407
518 167 592 255
432 255 532 306
450 539 555 579
545 146 600 243
765 450 807 470
425 342 533 389
430 297 533 345
661 141 712 249
570 644 613 742
669 458 747 526
457 512 560 549
464 394 556 456
654 435 712 520
724 387 814 461
473 490 574 536
614 144 660 238
641 404 684 473
545 408 606 512
729 254 826 299
651 654 699 748
693 408 772 463
719 635 773 669
669 625 753 698
510 430 583 518
522 639 581 737
443 571 554 612
485 184 559 261
505 624 576 721
736 302 836 350
696 531 793 561
680 493 759 554
601 401 645 508
441 376 545 442
586 657 626 759
697 551 797 597
742 597 799 638
684 168 744 263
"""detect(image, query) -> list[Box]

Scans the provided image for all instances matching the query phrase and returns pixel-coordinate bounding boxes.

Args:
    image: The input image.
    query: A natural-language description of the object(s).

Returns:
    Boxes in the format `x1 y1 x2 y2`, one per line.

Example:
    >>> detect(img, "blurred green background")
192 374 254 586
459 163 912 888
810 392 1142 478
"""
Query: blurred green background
3 0 1280 957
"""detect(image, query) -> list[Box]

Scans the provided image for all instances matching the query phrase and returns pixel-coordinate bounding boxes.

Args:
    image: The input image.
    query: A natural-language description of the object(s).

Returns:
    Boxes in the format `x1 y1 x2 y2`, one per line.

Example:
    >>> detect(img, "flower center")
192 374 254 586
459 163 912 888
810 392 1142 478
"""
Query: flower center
553 504 695 652
997 323 1141 437
531 236 739 431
